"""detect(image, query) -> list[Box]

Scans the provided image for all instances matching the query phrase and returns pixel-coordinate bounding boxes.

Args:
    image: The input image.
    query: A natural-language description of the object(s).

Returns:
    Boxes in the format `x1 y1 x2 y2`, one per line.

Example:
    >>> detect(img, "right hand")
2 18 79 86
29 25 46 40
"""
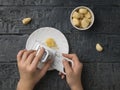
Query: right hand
61 54 83 90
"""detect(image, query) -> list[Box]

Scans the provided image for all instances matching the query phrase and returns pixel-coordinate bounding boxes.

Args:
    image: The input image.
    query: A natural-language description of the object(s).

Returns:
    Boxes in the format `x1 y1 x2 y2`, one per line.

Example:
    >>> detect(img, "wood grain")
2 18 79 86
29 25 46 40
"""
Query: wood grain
0 0 120 90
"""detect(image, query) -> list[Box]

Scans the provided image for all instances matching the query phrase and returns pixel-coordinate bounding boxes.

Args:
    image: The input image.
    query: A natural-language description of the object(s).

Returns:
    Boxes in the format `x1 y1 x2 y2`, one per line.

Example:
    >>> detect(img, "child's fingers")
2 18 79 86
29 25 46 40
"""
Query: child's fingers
62 53 72 59
58 72 65 79
26 52 36 65
21 50 35 62
63 53 80 65
62 53 77 60
31 47 45 68
59 72 62 75
61 74 65 79
17 49 26 62
62 60 72 74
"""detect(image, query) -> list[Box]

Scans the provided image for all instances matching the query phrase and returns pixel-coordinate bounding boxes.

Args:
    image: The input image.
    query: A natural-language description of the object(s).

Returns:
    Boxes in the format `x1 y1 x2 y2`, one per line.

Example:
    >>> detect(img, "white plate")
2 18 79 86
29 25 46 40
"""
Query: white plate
26 27 69 70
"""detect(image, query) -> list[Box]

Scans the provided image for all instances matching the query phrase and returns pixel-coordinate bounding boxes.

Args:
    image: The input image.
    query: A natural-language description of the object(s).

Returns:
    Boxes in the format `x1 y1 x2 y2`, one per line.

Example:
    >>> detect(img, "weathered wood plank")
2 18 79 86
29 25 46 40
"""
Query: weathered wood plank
0 34 120 63
0 6 72 34
0 0 120 6
0 78 18 90
0 35 28 62
82 63 120 90
67 32 120 62
0 63 120 90
0 63 18 78
0 0 119 90
0 6 120 34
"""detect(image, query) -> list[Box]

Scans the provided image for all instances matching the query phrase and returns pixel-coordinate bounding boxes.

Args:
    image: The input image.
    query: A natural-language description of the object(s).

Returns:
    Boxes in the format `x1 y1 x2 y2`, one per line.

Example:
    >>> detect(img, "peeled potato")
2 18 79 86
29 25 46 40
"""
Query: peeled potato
87 18 91 23
45 38 56 48
72 18 80 26
96 43 103 52
22 18 31 25
79 8 88 14
71 7 93 29
79 20 82 27
81 18 90 28
84 18 91 23
85 12 91 19
72 11 81 19
79 13 84 19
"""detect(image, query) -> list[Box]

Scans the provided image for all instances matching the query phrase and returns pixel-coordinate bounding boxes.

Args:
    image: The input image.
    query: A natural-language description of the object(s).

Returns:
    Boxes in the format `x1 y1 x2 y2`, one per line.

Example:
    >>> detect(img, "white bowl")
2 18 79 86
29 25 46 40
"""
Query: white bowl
70 6 95 30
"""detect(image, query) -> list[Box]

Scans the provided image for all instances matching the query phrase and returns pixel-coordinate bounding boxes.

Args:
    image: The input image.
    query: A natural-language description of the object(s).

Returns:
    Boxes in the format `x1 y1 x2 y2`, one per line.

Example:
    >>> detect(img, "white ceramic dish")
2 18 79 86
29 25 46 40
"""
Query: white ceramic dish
26 27 69 70
70 6 95 30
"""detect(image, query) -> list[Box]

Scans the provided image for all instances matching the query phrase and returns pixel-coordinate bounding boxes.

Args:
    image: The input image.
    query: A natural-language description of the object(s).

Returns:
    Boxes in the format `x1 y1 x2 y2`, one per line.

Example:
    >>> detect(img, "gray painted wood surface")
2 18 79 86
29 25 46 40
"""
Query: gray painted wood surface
0 0 120 90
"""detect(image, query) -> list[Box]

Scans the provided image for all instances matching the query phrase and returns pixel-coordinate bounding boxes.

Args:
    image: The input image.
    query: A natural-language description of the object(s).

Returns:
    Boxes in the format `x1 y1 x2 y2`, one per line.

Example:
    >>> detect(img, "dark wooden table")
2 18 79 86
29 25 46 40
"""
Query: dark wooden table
0 0 120 90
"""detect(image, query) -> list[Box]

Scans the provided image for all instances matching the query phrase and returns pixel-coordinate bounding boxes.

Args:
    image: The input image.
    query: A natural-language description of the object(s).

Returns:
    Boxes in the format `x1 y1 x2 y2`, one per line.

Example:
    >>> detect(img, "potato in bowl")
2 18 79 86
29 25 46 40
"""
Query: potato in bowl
70 6 94 30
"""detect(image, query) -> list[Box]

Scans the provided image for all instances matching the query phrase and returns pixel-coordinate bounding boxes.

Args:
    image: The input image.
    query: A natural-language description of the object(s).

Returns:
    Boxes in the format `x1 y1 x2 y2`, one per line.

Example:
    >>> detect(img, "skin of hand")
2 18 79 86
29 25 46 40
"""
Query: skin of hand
17 48 53 90
59 54 83 90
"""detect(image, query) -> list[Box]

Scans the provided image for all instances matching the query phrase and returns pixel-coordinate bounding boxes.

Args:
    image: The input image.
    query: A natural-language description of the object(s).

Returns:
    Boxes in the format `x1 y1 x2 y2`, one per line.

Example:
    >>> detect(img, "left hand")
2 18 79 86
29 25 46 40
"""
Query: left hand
17 48 53 90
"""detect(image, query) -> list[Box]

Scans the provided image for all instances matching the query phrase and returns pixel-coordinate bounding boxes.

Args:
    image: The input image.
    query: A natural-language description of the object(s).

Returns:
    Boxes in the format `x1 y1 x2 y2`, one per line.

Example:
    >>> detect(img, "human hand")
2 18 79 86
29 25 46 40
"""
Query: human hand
17 48 53 90
59 54 83 90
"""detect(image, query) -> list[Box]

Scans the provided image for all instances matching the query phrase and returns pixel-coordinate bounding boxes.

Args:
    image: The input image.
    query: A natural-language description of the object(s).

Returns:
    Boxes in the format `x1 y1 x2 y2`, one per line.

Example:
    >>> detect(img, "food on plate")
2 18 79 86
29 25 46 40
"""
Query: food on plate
96 43 103 52
22 18 31 25
45 38 57 48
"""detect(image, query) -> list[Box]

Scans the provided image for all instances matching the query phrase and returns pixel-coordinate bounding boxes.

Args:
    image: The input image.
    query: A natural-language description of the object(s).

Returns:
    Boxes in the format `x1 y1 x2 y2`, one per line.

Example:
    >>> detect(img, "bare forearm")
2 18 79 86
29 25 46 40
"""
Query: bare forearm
71 82 83 90
17 80 34 90
71 86 83 90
